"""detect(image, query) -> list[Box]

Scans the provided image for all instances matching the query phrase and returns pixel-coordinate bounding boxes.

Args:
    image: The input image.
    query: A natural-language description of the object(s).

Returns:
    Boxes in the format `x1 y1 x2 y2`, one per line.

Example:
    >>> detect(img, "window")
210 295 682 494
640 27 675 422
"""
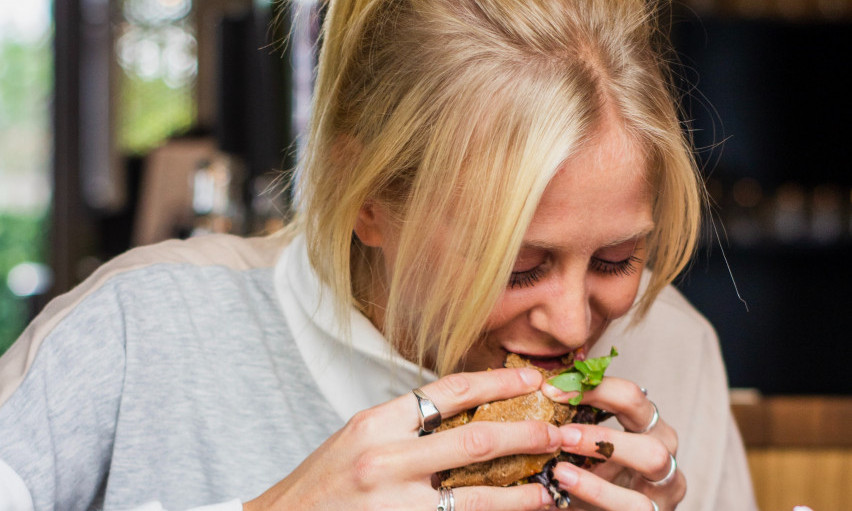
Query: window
0 1 53 354
116 0 197 154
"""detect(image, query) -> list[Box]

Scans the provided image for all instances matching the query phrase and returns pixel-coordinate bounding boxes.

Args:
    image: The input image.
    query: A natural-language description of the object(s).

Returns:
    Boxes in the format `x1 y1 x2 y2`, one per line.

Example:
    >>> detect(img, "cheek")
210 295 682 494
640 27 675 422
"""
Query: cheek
590 272 644 319
482 289 529 331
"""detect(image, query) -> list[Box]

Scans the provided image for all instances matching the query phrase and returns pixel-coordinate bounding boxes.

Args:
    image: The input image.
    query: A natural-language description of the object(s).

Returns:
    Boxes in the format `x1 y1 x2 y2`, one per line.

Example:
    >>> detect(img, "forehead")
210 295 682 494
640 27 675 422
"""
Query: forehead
525 124 654 249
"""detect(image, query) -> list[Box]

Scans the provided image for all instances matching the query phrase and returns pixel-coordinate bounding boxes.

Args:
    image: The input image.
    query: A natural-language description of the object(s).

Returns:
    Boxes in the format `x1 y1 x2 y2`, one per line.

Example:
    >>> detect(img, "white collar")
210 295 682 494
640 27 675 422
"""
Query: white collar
273 234 437 421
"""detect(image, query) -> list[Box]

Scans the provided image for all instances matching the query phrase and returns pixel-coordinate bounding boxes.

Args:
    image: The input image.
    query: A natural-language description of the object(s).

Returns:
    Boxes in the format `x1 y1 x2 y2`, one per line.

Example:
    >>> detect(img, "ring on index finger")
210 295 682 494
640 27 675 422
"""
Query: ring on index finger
413 388 442 435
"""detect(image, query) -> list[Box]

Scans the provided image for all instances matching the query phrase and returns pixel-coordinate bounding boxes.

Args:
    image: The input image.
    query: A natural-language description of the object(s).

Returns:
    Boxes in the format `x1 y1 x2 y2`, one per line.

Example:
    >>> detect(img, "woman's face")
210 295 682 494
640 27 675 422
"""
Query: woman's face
459 120 654 372
355 117 654 373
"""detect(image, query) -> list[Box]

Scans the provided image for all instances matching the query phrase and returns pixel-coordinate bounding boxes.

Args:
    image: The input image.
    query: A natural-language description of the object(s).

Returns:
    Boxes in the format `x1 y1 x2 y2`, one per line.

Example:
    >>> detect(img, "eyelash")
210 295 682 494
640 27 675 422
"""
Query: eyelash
508 266 545 289
589 255 643 277
508 255 643 289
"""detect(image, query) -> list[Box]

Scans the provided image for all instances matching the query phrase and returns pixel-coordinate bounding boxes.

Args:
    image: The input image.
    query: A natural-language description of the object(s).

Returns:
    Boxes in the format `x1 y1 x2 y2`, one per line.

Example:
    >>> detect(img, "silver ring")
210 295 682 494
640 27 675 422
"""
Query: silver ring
437 487 455 511
644 453 677 487
629 400 659 434
650 499 660 511
413 388 442 435
640 387 648 396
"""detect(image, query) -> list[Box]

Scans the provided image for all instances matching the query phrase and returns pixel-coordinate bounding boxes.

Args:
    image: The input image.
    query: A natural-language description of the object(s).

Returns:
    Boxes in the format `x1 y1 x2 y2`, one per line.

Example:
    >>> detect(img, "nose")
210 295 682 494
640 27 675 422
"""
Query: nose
527 271 591 351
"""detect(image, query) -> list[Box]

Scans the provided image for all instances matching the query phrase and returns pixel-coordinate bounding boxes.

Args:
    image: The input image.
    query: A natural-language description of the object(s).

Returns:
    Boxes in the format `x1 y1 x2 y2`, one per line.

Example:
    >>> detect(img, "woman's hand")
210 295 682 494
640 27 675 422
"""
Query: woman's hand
245 367 563 511
542 378 686 511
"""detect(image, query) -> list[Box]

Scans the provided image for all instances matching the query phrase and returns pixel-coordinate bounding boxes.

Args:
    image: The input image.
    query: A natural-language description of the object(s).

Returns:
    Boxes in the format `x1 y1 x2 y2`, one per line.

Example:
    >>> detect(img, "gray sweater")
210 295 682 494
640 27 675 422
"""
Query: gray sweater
0 235 343 510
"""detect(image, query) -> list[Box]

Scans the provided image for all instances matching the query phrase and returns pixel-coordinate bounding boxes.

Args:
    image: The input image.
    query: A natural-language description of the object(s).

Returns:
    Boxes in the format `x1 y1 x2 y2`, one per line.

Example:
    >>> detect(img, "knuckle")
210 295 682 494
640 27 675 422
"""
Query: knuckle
460 424 497 460
437 373 472 401
627 383 647 409
351 449 387 490
648 442 671 474
346 409 377 436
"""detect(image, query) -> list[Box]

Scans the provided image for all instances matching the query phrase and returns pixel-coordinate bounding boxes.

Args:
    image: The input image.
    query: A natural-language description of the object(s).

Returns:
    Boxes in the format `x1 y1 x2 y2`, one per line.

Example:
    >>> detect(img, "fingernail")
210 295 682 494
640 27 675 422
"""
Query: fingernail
519 368 542 386
554 463 579 488
561 425 581 446
547 425 562 450
542 383 578 401
541 382 559 398
540 485 553 507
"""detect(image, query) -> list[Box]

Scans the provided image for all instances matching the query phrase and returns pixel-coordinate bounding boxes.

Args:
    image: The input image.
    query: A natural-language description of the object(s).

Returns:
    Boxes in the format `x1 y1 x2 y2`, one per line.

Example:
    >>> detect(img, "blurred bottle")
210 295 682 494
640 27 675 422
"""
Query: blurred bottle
728 177 764 247
810 184 842 244
772 182 808 244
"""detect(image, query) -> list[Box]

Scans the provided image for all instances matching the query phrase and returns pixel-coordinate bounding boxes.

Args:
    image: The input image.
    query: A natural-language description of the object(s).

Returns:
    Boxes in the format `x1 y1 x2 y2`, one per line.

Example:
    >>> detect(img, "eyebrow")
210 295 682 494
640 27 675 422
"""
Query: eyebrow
520 223 656 251
600 223 656 247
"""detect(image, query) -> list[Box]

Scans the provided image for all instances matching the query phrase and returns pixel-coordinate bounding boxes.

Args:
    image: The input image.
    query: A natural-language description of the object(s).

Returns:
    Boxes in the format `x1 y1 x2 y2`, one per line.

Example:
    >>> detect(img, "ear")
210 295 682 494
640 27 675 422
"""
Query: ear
354 200 386 248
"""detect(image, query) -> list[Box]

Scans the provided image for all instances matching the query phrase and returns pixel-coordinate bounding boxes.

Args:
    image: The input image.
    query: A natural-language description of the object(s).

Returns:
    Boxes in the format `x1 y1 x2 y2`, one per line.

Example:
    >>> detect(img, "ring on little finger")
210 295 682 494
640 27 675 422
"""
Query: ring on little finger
650 499 660 511
628 400 659 434
412 387 442 436
643 453 677 487
437 486 455 511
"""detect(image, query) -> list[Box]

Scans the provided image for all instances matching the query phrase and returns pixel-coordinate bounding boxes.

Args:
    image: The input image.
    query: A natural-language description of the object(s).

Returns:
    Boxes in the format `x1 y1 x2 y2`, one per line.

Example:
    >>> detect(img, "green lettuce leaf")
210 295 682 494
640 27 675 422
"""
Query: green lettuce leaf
547 346 618 405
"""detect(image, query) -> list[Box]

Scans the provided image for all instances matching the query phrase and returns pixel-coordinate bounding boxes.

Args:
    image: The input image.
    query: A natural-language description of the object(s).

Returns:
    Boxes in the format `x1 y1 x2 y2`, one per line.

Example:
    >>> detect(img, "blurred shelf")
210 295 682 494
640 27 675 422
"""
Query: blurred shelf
698 241 852 261
732 394 852 448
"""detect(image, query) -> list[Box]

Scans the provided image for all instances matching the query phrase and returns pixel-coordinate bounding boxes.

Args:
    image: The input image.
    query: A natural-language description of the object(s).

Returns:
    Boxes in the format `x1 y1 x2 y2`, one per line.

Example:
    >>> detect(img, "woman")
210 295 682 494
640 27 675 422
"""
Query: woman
0 0 756 510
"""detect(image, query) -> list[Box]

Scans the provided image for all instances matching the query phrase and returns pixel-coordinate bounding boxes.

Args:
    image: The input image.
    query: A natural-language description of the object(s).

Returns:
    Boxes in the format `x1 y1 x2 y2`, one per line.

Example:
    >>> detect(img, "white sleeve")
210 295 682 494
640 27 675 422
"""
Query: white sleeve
0 460 241 511
0 459 33 511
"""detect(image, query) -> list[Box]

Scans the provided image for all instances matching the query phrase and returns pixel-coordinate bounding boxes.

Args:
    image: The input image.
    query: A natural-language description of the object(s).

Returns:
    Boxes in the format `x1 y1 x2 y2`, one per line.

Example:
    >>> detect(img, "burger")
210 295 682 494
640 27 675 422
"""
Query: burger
435 348 618 508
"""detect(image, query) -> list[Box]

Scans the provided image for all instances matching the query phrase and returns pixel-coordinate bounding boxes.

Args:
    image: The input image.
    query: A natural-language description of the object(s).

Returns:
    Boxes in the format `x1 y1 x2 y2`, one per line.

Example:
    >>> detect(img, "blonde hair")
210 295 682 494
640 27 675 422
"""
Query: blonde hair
293 0 703 376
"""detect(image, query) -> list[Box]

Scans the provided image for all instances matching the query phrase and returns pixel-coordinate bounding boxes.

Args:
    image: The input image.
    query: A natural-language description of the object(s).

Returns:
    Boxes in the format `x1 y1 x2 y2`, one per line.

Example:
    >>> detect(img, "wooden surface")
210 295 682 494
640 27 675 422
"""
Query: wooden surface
746 448 851 511
732 395 852 448
731 395 852 510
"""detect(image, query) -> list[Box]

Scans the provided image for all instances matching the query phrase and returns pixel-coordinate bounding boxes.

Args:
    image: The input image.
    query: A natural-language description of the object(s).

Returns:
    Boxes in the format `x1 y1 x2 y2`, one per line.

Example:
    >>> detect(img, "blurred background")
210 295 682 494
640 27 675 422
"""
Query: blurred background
0 0 849 508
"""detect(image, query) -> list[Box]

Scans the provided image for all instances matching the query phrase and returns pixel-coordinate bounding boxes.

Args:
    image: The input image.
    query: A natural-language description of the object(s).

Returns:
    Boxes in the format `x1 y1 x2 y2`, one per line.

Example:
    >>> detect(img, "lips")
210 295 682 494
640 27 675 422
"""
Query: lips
503 348 582 371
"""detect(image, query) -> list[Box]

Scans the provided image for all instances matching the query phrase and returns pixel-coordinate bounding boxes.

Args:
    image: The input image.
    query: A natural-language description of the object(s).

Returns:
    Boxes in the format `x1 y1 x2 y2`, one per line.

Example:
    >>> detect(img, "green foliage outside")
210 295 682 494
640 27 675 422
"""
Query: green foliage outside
0 213 48 355
119 72 195 155
0 38 52 180
0 34 52 356
0 40 52 130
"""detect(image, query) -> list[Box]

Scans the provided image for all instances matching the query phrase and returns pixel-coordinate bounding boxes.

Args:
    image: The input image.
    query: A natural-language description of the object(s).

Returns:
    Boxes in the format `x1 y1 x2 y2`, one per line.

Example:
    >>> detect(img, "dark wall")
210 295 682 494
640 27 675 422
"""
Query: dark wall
672 15 852 394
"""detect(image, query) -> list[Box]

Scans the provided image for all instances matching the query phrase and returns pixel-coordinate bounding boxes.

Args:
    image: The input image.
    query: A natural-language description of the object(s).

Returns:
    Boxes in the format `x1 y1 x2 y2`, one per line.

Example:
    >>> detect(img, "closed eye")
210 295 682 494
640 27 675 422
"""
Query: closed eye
508 266 546 289
589 255 643 277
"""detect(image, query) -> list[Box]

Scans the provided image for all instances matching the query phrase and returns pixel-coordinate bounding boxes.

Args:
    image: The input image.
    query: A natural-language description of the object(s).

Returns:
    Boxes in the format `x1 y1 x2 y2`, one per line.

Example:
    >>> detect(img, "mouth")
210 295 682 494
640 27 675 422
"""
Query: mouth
503 347 585 371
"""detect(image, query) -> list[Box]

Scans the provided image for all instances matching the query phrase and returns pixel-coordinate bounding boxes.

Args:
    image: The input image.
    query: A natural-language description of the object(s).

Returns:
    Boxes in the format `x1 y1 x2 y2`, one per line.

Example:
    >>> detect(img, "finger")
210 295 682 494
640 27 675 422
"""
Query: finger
552 462 656 511
353 420 561 480
559 424 675 483
544 377 645 429
451 482 555 511
396 368 544 431
634 467 688 506
543 377 677 453
583 378 658 434
413 420 562 472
